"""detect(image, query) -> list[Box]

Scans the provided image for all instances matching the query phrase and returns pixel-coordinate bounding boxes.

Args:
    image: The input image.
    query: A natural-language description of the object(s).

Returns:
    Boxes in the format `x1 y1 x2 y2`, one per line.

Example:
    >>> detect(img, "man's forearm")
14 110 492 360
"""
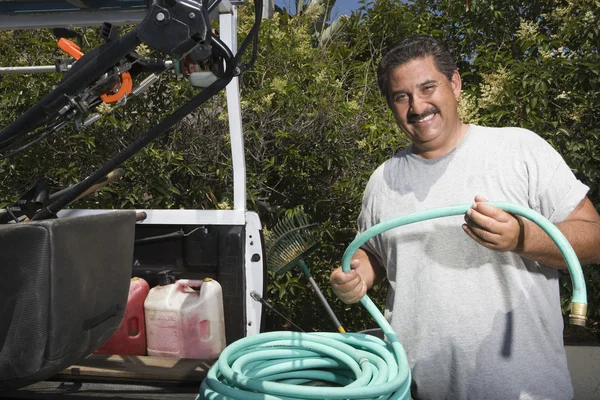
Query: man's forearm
519 218 600 269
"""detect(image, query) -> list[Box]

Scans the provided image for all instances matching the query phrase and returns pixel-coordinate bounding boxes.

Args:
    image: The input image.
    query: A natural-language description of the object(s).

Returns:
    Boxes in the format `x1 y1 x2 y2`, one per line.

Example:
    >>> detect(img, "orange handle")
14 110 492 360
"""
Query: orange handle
58 38 83 60
57 38 132 104
100 71 133 103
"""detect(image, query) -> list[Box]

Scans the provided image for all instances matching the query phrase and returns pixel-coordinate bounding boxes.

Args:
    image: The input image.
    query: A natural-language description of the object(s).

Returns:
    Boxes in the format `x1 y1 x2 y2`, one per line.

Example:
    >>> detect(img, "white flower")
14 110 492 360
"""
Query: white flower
96 102 113 115
516 19 539 43
583 11 595 23
555 91 569 100
478 68 510 109
458 92 480 123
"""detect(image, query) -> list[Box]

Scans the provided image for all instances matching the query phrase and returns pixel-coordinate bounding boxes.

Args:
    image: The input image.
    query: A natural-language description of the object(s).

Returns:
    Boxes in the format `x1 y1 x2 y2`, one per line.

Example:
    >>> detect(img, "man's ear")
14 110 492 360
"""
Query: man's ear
451 69 462 99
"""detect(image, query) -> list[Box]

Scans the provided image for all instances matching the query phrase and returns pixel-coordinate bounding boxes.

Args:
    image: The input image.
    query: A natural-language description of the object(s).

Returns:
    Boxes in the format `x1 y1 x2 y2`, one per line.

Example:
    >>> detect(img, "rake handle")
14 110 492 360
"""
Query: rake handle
298 259 346 333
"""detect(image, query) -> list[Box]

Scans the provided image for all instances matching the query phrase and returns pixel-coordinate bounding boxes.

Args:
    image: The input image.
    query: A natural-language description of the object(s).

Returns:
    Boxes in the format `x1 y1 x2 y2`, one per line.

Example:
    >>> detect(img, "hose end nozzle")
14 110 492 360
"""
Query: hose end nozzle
569 302 587 327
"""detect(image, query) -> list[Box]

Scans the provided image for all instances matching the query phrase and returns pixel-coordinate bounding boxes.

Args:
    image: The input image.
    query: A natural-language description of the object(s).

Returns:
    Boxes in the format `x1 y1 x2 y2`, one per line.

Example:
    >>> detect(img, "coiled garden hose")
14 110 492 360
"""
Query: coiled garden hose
198 202 587 400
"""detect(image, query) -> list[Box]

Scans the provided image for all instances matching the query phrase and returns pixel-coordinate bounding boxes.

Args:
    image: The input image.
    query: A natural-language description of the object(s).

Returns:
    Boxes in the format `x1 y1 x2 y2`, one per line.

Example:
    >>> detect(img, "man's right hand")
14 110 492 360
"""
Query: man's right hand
329 259 368 304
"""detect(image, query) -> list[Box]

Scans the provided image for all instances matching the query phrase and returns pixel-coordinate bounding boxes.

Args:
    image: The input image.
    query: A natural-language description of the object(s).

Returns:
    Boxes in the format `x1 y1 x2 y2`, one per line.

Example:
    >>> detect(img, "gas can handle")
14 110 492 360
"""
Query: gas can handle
175 279 204 289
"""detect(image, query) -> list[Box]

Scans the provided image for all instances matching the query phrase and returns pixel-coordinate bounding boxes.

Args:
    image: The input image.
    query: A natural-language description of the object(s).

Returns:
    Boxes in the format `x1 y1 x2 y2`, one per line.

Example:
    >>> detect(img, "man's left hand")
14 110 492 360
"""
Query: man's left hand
462 195 525 253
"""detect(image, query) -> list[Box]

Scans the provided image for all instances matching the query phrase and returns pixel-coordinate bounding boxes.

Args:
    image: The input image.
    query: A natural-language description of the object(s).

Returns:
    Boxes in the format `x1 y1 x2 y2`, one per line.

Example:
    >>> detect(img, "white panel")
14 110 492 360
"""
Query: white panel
58 209 246 225
244 211 264 336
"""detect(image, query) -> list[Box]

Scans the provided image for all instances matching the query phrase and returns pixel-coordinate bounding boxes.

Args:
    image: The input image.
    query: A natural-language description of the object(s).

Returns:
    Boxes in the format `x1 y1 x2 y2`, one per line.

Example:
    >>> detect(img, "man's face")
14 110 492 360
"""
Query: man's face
387 56 462 156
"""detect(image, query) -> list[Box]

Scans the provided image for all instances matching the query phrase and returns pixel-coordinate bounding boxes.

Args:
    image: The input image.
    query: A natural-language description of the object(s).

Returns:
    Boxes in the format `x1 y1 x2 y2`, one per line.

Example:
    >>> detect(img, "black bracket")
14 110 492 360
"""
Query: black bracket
137 2 212 60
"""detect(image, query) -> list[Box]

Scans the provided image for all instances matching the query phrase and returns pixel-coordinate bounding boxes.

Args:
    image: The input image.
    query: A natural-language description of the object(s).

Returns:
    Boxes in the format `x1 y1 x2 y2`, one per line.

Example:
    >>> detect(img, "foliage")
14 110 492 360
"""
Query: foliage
0 0 599 336
250 0 600 332
238 5 404 331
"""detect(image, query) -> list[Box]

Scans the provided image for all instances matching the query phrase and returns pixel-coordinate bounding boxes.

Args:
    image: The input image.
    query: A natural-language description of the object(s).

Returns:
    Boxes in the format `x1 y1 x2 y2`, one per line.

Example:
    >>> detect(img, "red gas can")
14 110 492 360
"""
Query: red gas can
95 277 150 356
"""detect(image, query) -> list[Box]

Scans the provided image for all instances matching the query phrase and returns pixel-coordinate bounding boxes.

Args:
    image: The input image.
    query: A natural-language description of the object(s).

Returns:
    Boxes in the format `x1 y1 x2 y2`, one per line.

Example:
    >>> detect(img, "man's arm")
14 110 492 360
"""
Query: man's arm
329 247 386 304
463 195 600 269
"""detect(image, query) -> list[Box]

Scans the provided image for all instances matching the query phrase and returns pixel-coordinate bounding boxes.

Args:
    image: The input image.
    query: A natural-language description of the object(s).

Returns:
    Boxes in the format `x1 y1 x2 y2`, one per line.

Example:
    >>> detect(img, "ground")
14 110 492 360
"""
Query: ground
563 319 600 346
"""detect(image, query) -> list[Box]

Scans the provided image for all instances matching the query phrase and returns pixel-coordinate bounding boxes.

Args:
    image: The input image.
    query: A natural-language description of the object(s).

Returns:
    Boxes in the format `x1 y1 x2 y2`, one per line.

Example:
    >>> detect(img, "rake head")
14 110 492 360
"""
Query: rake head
266 208 320 275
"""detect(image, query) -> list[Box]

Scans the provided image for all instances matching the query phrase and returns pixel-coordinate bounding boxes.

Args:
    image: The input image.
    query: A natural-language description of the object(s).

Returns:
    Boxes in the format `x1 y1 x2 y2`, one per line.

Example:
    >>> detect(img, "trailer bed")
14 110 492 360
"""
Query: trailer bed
1 355 211 399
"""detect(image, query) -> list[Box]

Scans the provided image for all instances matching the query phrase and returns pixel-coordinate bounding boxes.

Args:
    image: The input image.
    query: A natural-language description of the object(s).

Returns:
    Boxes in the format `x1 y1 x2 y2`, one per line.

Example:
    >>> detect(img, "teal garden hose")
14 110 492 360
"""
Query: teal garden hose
198 202 587 400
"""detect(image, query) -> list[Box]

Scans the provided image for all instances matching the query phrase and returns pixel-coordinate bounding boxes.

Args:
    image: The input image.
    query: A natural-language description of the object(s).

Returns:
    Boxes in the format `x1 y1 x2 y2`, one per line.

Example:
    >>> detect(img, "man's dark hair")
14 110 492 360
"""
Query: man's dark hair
377 35 456 102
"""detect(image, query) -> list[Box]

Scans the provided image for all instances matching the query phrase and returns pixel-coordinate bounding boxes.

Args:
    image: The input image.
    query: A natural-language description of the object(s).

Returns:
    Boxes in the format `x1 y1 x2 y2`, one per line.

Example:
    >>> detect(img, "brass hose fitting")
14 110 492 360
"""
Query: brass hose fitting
569 302 587 326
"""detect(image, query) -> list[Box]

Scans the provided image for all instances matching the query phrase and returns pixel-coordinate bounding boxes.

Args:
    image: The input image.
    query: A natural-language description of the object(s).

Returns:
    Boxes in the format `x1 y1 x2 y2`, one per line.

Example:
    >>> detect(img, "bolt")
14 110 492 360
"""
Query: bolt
156 12 165 21
58 104 71 115
189 12 195 19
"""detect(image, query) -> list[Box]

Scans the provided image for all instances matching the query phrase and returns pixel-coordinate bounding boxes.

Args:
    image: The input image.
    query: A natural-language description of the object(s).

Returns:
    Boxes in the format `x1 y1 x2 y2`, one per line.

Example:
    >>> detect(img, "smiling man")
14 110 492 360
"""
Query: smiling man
330 36 600 399
386 54 468 160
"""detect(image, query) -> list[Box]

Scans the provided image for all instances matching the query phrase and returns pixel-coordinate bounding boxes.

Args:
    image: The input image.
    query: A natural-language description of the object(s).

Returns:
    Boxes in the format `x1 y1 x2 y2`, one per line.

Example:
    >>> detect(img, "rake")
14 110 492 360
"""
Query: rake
267 208 345 333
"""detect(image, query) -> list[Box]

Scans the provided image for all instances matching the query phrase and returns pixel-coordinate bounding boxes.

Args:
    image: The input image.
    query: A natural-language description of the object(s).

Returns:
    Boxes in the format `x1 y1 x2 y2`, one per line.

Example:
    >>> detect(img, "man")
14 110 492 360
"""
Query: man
330 35 600 399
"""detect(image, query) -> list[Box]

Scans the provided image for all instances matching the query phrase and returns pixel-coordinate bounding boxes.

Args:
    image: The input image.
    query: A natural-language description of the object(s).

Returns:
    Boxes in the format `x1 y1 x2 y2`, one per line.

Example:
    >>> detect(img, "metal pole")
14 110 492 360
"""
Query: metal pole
0 65 70 75
220 6 246 212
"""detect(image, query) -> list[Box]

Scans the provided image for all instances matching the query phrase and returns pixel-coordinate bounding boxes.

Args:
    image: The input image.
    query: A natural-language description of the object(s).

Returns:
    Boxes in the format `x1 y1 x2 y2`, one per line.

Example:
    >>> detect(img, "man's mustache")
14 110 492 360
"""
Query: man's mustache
407 107 440 123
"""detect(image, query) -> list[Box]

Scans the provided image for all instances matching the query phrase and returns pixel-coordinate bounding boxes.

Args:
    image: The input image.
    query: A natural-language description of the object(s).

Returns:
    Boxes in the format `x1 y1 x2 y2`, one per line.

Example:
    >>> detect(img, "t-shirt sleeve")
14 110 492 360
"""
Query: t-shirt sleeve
356 177 385 268
526 131 589 223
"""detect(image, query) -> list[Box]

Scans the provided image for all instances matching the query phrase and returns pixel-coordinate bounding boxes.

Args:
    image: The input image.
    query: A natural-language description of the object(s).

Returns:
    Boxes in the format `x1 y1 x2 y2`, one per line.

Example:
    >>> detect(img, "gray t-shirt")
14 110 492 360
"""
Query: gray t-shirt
357 124 589 400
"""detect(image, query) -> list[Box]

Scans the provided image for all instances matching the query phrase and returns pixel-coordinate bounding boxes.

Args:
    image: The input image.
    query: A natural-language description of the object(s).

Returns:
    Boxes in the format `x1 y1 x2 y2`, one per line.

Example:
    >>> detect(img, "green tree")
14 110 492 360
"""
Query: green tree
237 3 404 331
0 0 598 337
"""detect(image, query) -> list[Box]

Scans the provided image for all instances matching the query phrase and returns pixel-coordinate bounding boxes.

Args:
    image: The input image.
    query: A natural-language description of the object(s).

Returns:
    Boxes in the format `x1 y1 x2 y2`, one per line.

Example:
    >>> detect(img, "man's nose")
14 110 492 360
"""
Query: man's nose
409 95 428 115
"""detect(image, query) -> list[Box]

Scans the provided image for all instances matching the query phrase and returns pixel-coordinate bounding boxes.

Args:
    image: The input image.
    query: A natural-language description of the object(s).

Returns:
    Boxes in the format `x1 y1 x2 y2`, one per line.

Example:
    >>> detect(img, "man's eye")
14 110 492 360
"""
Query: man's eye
423 85 436 92
394 94 408 102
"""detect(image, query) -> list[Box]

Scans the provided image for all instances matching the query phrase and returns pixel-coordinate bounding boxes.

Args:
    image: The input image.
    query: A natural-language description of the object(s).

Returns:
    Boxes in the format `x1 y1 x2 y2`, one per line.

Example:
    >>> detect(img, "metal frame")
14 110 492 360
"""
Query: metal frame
0 0 273 29
0 9 147 30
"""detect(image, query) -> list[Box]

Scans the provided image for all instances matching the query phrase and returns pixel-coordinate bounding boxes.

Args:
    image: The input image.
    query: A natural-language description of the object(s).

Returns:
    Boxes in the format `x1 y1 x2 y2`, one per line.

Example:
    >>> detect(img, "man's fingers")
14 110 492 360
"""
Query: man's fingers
466 196 523 252
462 223 500 246
474 195 488 203
330 268 357 284
330 259 360 285
465 208 497 234
465 206 503 243
467 206 511 234
338 281 367 304
348 281 367 303
471 202 513 223
330 259 367 304
332 274 362 294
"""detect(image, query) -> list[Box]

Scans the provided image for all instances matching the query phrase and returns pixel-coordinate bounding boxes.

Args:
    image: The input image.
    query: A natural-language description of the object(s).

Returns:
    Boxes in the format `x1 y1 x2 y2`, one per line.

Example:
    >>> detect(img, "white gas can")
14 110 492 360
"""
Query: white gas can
144 277 226 359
